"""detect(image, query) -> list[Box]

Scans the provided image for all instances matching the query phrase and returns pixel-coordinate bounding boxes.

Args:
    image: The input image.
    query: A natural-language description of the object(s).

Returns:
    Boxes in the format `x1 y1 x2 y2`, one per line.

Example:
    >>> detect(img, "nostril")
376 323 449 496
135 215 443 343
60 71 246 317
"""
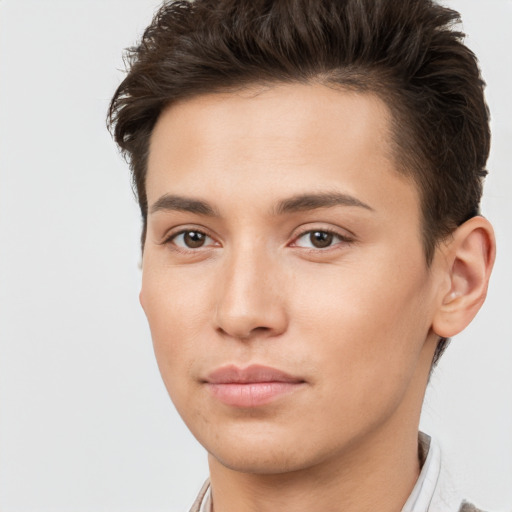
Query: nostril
239 326 273 340
213 276 288 340
216 323 275 341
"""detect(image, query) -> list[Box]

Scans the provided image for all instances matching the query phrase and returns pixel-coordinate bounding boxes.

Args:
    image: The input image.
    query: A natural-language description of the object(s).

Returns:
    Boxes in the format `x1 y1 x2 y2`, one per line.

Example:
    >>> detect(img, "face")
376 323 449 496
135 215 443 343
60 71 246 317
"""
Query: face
141 83 441 475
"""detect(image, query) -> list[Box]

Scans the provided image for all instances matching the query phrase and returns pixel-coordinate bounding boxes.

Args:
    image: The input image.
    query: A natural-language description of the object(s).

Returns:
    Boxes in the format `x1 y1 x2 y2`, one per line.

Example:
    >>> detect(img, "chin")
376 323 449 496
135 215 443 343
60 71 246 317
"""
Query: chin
198 422 337 475
210 444 315 475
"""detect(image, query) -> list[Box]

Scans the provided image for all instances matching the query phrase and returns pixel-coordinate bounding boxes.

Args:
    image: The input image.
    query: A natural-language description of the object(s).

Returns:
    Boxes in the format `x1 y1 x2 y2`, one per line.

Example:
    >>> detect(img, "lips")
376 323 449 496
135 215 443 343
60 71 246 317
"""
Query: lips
204 364 306 407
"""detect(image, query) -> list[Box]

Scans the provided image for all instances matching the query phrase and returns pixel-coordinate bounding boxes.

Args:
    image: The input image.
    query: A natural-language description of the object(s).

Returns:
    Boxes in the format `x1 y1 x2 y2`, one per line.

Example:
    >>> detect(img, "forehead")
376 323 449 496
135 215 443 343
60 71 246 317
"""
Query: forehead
146 83 419 223
149 82 392 169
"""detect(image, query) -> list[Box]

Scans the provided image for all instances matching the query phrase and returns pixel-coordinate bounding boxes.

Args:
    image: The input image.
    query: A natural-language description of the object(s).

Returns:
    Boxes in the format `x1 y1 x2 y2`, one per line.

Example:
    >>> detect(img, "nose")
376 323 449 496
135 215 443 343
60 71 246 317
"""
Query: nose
214 245 288 341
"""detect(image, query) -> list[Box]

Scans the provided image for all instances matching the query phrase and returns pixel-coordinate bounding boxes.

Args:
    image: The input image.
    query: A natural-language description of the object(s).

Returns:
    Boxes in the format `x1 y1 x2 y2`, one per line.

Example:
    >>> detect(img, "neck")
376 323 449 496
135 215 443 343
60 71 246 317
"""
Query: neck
208 417 421 512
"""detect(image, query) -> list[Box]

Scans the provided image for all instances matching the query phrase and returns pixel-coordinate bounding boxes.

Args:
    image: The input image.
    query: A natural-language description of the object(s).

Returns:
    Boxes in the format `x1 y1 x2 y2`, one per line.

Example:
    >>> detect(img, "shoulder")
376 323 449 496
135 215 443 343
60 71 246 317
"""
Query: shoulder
459 501 488 512
189 479 210 512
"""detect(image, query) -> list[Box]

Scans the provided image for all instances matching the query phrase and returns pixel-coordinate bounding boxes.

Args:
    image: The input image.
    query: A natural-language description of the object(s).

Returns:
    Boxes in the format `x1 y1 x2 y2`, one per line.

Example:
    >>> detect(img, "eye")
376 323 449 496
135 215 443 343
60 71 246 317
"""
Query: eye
168 229 216 249
293 229 351 249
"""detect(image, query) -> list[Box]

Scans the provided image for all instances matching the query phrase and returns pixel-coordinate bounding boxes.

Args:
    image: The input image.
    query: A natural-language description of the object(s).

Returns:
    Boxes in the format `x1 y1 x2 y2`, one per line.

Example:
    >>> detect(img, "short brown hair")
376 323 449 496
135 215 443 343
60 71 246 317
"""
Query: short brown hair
108 0 490 363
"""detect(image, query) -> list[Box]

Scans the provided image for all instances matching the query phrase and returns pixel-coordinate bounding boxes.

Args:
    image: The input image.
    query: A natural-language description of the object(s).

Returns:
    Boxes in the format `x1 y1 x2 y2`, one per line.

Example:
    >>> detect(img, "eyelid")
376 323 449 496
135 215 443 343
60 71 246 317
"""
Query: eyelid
161 226 220 250
289 226 355 250
159 224 355 252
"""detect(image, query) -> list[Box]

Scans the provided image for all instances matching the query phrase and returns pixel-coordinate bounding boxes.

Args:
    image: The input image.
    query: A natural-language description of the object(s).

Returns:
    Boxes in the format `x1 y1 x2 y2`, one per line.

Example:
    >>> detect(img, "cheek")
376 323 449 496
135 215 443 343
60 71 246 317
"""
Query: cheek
139 263 210 392
291 254 433 384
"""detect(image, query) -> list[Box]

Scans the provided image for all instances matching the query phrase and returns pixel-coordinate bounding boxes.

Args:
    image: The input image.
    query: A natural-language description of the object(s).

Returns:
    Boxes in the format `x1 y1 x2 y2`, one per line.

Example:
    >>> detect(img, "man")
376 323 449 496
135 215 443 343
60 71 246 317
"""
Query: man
108 0 495 510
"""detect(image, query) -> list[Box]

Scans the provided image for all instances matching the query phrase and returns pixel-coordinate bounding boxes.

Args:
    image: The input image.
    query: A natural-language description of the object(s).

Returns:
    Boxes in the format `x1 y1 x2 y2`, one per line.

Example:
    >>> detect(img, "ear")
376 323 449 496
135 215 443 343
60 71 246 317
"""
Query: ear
432 216 496 338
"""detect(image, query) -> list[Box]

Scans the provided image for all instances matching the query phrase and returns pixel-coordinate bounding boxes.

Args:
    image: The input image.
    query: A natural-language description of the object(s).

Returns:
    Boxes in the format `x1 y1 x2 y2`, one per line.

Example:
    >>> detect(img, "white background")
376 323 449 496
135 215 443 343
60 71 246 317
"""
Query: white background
0 0 510 510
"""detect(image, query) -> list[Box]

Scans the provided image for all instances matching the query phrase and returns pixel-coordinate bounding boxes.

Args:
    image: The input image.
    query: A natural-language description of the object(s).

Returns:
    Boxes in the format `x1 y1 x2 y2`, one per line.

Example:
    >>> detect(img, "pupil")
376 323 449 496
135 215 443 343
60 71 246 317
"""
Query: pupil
184 231 205 248
311 231 333 248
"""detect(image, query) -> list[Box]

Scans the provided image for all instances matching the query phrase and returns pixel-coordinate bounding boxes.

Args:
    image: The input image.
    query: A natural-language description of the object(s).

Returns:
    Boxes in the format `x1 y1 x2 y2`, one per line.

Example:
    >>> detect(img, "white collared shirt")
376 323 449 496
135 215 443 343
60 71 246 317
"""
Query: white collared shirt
194 432 465 512
401 432 463 511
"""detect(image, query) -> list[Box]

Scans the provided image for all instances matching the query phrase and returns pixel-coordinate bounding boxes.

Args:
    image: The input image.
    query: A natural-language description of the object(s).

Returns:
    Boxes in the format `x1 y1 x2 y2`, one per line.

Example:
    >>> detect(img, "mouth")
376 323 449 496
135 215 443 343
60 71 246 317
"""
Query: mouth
203 364 307 407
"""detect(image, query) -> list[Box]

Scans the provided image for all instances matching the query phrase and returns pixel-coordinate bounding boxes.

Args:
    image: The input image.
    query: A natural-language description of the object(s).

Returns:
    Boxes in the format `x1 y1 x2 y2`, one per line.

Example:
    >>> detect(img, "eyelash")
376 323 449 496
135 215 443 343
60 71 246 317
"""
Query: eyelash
162 227 354 253
292 228 354 251
163 229 218 253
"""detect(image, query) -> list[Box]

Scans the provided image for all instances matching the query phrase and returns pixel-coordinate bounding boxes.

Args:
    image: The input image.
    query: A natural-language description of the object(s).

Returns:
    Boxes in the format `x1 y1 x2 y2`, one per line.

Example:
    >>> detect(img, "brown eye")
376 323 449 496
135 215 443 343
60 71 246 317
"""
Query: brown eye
183 231 206 248
309 231 334 248
171 230 214 249
293 229 351 250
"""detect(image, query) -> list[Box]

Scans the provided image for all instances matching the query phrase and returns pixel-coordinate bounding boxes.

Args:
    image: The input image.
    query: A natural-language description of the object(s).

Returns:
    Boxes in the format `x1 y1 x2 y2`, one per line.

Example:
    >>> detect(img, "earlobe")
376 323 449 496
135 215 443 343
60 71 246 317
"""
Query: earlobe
432 216 496 338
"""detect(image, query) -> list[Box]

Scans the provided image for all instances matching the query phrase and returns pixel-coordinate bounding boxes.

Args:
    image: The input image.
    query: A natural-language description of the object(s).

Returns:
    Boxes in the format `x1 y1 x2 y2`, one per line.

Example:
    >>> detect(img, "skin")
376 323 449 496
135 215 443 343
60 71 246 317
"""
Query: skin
140 83 495 512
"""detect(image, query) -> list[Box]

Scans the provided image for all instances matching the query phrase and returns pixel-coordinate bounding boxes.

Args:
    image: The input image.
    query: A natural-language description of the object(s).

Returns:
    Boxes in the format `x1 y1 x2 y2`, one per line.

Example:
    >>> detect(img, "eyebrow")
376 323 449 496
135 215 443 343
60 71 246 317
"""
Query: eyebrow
149 192 374 217
150 194 220 216
272 192 374 215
